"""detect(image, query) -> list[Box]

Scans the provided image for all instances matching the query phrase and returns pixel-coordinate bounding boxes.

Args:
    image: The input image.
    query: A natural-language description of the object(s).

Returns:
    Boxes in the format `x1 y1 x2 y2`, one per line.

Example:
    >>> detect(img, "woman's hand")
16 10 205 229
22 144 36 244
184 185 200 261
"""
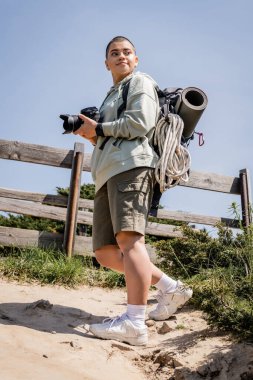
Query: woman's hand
73 114 97 140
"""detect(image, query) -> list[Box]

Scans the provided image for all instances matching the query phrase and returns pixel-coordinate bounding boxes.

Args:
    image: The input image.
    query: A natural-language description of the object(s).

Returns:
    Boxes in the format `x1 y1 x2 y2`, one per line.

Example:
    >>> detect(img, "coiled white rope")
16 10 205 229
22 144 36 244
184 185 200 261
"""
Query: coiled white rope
154 113 191 192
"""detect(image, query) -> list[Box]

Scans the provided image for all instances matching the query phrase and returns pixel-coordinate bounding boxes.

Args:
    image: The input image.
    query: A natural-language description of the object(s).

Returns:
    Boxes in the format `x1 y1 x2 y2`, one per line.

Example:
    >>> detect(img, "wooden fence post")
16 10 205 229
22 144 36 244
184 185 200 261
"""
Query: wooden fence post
63 142 84 257
239 168 252 227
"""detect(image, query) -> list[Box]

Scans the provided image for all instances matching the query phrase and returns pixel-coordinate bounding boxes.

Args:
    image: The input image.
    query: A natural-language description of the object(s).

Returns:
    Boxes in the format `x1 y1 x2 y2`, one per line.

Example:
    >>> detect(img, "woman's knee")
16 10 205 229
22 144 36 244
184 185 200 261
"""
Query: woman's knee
94 245 120 267
94 248 107 266
116 231 145 253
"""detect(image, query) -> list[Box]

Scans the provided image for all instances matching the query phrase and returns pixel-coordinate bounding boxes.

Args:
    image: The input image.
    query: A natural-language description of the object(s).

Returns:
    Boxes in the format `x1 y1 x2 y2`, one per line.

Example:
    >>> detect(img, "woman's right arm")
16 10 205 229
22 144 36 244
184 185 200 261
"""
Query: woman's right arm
95 75 159 140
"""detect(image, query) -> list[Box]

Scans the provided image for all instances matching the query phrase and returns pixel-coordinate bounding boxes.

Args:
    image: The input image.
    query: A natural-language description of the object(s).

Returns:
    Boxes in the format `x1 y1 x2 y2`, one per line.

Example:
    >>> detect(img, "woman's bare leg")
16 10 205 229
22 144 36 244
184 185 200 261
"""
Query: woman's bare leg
95 242 163 286
116 231 151 304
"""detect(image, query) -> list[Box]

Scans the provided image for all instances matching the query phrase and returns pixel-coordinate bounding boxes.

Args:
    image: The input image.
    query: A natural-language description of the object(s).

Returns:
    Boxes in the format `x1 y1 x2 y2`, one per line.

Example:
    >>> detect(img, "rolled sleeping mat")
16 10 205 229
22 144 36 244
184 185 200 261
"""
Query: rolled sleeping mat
175 87 208 139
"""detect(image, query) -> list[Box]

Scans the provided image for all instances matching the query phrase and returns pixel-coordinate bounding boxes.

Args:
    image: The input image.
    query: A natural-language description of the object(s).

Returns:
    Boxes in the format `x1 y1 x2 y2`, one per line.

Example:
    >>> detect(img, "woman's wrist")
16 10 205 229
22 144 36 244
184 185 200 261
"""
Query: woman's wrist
95 123 105 137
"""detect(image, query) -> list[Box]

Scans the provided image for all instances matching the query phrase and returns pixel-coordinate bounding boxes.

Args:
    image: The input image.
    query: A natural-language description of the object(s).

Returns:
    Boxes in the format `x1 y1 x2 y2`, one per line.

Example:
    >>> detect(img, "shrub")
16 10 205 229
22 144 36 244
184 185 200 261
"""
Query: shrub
154 213 253 341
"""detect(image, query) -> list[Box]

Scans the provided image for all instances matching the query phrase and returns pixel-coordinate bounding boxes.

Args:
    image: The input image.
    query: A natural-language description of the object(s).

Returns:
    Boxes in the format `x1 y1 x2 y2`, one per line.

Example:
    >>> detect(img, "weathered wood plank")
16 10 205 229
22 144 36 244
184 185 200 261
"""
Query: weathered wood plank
63 142 84 257
0 188 69 207
0 226 158 260
155 209 239 228
239 168 252 226
0 226 93 256
0 197 93 225
0 188 239 227
244 168 252 205
145 222 184 237
0 139 92 171
240 170 249 227
180 170 241 194
0 140 240 193
0 187 93 209
0 197 186 237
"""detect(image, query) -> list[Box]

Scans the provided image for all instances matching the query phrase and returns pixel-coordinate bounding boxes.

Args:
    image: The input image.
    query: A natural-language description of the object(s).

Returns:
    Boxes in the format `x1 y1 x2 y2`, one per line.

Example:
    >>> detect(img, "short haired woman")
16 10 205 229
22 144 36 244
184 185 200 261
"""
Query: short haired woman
74 36 192 346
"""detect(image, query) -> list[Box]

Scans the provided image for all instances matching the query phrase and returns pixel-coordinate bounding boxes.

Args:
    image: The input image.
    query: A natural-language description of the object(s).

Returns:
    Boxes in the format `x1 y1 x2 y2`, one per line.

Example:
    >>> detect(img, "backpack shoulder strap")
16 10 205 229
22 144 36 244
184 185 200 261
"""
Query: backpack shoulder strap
117 78 132 118
116 77 162 118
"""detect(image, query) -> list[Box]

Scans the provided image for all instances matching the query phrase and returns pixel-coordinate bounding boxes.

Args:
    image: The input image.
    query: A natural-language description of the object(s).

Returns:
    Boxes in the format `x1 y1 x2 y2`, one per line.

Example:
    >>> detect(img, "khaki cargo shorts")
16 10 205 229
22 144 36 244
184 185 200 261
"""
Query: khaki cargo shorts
92 167 155 251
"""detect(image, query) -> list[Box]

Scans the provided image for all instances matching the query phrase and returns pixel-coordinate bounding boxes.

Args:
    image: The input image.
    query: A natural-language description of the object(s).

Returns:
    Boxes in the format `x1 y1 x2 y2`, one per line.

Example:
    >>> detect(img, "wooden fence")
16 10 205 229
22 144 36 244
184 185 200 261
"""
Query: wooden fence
0 139 252 257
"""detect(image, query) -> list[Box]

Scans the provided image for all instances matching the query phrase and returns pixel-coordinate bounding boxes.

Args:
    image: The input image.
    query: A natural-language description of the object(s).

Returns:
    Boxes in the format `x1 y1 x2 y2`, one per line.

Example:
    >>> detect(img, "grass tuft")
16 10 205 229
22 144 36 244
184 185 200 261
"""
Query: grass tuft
0 246 125 288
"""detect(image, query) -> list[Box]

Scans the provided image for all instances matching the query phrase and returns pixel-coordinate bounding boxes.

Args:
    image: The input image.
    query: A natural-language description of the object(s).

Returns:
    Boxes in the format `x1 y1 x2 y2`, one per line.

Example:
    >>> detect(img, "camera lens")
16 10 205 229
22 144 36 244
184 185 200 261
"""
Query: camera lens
59 114 83 134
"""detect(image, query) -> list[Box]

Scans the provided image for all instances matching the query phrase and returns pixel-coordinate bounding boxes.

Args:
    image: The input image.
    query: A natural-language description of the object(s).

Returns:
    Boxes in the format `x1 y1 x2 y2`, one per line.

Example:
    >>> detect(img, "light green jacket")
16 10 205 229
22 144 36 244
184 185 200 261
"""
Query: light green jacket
91 72 159 192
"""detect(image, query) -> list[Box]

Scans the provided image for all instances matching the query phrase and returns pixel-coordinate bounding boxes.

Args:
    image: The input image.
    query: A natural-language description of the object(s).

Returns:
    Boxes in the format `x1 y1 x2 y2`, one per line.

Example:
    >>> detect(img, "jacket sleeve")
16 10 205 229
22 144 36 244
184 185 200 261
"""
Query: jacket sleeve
100 75 158 140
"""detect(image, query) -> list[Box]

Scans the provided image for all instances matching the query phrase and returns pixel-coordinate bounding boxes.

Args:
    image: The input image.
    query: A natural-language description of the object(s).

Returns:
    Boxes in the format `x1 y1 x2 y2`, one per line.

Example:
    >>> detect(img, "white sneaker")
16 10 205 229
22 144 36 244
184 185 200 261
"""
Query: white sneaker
89 314 148 346
148 281 193 321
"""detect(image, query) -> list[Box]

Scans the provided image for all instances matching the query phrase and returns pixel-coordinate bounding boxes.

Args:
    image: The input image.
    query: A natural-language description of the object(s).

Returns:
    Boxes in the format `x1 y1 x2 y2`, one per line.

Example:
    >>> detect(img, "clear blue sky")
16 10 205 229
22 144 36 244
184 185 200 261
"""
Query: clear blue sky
0 0 252 228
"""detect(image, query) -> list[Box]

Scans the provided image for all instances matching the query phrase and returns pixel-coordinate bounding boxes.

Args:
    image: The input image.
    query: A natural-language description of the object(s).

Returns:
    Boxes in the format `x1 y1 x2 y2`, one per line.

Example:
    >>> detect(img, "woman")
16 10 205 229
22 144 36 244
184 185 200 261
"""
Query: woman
74 36 192 346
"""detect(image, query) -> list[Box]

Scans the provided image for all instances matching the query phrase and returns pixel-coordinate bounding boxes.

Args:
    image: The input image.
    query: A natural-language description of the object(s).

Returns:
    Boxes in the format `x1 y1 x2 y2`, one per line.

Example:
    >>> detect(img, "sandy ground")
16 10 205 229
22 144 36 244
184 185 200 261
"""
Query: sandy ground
0 278 253 380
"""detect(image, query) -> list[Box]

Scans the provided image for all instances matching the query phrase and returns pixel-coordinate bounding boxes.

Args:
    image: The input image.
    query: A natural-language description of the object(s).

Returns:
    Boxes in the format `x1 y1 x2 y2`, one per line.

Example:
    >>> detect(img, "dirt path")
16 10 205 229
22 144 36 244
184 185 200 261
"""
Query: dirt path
0 279 252 380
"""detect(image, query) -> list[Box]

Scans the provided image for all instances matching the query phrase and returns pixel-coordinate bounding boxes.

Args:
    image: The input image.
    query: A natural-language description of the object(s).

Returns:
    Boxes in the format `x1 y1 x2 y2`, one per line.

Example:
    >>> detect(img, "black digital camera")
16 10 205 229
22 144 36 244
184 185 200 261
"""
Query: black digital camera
60 106 100 134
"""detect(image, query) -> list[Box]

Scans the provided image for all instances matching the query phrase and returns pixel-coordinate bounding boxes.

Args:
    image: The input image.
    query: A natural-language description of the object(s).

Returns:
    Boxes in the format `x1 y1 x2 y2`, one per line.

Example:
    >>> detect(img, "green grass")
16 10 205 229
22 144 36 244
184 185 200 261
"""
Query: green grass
0 246 125 288
175 324 185 330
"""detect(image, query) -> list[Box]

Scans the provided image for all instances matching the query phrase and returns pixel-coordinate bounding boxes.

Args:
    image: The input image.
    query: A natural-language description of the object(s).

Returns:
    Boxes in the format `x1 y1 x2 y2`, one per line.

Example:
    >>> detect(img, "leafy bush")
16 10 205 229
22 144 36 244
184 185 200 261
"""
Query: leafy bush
154 211 253 341
189 267 253 340
57 183 95 200
0 214 65 233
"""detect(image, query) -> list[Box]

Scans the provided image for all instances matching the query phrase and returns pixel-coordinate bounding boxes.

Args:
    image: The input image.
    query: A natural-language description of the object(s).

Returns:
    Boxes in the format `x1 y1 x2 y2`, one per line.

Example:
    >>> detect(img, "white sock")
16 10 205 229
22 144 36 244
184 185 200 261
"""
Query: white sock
126 304 146 328
154 273 178 293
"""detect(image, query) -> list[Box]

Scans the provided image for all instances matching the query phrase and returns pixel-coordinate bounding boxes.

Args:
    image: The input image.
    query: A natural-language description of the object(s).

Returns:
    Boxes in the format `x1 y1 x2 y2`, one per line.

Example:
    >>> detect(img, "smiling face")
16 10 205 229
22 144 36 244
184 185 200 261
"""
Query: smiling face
105 40 138 84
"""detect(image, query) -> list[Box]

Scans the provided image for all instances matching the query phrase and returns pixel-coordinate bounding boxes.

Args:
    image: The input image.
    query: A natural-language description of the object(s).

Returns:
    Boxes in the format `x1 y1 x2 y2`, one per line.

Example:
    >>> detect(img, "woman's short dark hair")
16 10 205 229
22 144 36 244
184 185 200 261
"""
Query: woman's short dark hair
105 36 136 58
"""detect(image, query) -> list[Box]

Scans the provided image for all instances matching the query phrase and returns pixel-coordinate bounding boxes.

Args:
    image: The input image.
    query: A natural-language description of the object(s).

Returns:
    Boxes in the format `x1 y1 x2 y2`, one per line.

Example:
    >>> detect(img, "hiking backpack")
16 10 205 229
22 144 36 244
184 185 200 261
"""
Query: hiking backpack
118 78 207 215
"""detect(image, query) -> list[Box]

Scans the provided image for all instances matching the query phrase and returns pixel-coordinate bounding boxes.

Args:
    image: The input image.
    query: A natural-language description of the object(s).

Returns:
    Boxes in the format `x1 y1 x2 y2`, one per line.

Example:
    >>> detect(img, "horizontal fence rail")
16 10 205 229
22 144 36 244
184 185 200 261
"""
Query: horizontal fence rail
0 187 240 228
0 139 251 256
0 193 184 238
0 226 93 256
0 226 158 262
0 139 242 194
0 139 92 171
